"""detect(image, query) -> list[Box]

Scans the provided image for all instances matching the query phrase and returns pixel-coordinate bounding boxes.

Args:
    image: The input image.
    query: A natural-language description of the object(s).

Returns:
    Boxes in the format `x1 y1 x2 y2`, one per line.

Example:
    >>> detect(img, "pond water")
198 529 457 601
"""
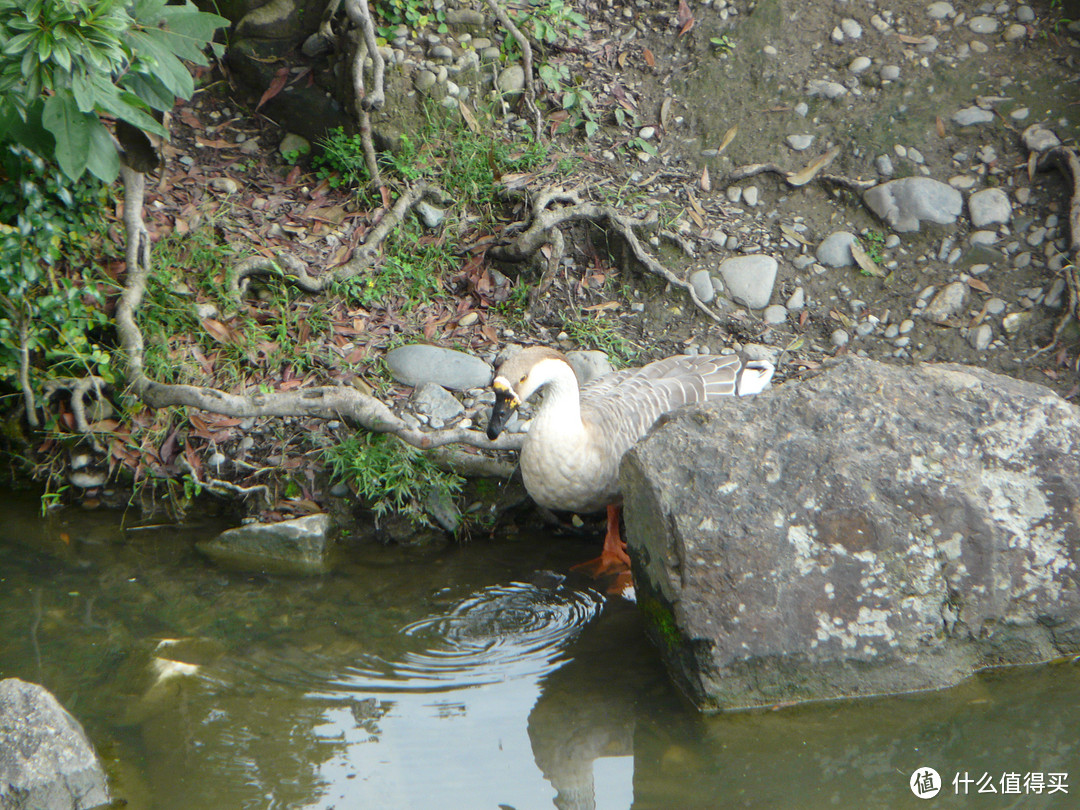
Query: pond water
1 488 1078 809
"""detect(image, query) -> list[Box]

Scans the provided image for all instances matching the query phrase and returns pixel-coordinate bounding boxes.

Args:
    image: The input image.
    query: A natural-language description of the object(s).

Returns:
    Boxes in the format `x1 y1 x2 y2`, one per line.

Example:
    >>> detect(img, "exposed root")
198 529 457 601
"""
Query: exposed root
178 456 273 509
485 0 542 141
18 321 38 429
492 187 723 324
342 0 384 111
229 181 443 294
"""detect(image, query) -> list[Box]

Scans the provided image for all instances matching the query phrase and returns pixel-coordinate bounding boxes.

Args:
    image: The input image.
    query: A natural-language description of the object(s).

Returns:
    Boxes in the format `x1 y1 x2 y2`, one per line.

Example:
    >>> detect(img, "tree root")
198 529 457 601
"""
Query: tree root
18 321 38 429
492 187 724 324
1028 144 1080 354
484 0 542 141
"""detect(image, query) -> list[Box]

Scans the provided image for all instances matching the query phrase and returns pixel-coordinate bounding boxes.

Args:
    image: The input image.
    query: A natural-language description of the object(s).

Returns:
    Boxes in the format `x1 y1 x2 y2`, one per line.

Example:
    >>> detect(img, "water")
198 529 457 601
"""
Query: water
1 489 1078 809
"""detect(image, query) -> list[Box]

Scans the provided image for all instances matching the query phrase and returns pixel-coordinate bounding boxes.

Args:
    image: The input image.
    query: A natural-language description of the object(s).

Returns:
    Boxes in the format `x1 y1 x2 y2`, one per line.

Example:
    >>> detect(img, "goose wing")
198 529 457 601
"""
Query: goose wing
579 354 744 455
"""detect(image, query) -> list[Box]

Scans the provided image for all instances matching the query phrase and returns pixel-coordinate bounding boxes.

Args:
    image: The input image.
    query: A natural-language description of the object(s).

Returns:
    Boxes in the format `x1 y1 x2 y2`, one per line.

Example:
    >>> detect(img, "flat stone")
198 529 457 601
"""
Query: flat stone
880 65 901 81
926 2 955 18
622 358 1080 711
816 231 859 268
0 679 111 810
863 177 963 233
386 345 493 390
968 15 1000 33
1022 124 1061 153
848 56 872 73
198 514 335 575
718 255 778 310
953 106 994 126
786 134 815 151
444 8 485 27
496 64 526 97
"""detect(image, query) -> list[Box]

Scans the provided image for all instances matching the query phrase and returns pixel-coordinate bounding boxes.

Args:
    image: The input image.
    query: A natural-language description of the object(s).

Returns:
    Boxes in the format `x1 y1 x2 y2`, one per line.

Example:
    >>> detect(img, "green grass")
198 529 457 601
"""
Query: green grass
326 432 463 525
562 312 639 365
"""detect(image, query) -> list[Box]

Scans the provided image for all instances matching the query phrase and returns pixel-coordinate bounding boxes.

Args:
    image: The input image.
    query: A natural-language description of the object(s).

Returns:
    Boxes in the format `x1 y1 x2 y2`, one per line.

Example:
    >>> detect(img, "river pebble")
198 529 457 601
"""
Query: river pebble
968 16 1000 34
968 188 1012 227
923 281 968 324
387 345 492 390
718 255 778 309
816 231 858 268
690 269 716 303
968 323 993 350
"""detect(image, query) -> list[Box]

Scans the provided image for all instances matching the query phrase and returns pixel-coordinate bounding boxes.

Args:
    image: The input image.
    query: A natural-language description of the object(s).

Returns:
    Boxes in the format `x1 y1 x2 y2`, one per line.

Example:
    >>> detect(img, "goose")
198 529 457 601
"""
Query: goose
486 346 774 577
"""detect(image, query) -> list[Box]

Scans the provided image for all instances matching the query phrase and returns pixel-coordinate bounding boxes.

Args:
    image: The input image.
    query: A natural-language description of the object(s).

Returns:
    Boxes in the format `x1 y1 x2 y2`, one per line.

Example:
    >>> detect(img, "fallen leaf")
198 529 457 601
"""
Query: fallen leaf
966 277 992 293
786 145 841 186
676 0 695 35
584 301 621 311
850 240 886 277
643 47 655 67
780 223 810 246
897 33 927 44
699 164 711 191
618 51 627 69
257 67 289 111
195 136 235 149
688 206 705 229
459 99 479 132
179 108 200 129
201 318 236 345
936 116 946 138
660 97 673 130
716 125 738 155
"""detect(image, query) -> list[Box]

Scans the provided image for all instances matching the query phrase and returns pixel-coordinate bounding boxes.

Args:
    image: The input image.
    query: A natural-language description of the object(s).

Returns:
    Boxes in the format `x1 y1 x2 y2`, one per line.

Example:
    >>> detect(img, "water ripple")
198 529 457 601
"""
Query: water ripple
332 580 604 693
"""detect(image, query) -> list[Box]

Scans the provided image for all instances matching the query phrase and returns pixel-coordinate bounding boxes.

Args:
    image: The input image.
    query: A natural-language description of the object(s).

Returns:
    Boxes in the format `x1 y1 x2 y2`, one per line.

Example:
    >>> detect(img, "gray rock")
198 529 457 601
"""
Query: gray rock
718 255 778 310
565 350 615 386
1003 23 1028 41
863 178 964 233
622 358 1080 711
806 79 848 99
880 65 901 81
923 281 968 323
815 231 859 267
278 132 310 158
415 200 447 228
1022 124 1061 153
690 269 716 304
414 69 437 93
496 64 526 98
968 187 1012 227
952 106 994 126
1017 5 1035 22
785 287 805 310
830 328 850 348
762 304 788 324
848 56 872 74
197 514 335 575
386 345 493 390
968 323 993 350
431 44 454 60
444 8 485 27
926 2 955 19
968 15 1000 33
0 678 110 810
786 134 815 151
412 382 465 423
875 154 895 176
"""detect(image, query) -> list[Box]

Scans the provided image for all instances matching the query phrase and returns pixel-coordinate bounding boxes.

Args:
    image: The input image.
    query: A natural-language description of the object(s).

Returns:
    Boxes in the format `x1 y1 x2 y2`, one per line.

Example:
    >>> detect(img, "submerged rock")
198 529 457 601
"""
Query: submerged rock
198 513 335 575
622 357 1080 711
0 678 111 810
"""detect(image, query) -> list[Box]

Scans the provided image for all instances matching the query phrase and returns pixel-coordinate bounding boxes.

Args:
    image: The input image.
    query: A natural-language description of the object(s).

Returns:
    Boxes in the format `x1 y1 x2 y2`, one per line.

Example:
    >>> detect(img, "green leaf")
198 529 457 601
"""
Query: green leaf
3 31 36 56
42 91 90 180
584 119 598 138
70 71 96 112
0 97 55 155
126 29 195 98
120 71 175 111
85 117 120 183
89 72 165 136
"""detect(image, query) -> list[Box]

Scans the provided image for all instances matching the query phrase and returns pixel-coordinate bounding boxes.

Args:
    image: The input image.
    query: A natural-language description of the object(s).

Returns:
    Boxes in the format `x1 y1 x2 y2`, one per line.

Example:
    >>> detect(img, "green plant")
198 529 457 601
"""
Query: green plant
373 0 446 39
0 144 115 397
862 230 886 264
562 313 639 365
327 432 463 525
709 35 735 55
0 0 228 182
522 0 588 46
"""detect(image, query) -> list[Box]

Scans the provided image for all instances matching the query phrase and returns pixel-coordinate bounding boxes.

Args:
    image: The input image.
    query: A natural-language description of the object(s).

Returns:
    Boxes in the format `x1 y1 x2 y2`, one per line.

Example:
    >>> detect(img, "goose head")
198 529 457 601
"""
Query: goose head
486 346 575 440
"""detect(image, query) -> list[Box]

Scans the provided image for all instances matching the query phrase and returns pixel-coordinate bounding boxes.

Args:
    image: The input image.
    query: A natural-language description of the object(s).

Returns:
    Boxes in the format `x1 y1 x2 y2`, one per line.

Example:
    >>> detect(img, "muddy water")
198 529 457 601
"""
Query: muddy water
1 489 1078 809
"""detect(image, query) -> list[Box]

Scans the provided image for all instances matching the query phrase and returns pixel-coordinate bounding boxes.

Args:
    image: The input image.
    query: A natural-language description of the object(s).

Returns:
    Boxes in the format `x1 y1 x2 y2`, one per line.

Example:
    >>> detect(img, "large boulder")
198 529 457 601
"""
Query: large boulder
0 678 111 810
621 357 1080 712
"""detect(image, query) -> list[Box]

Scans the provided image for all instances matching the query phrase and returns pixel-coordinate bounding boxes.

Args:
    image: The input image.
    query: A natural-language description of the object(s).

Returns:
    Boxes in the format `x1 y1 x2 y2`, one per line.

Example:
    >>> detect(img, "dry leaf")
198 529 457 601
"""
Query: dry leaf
699 164 711 192
966 277 992 293
257 67 289 111
676 0 695 36
459 100 479 133
786 145 841 186
583 301 621 311
688 191 707 218
660 97 673 130
618 51 627 69
716 125 738 155
850 240 886 277
780 223 810 246
201 318 236 345
688 207 705 229
643 47 655 67
897 33 927 44
935 116 946 138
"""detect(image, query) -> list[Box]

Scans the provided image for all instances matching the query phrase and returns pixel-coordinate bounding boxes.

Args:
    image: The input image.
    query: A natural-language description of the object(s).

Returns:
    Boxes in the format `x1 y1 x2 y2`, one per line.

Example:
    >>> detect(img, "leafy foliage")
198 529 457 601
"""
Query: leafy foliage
327 432 463 525
0 0 228 182
0 144 115 394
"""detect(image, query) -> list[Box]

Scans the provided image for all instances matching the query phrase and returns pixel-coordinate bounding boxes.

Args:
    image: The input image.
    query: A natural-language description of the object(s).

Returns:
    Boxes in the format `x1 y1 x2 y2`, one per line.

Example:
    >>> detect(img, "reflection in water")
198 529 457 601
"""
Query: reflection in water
304 580 609 810
1 492 1079 810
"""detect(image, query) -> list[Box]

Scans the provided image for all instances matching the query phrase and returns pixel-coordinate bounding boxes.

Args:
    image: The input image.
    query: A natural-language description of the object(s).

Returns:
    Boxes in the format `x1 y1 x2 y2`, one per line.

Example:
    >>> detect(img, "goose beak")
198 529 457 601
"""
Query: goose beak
487 380 519 440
